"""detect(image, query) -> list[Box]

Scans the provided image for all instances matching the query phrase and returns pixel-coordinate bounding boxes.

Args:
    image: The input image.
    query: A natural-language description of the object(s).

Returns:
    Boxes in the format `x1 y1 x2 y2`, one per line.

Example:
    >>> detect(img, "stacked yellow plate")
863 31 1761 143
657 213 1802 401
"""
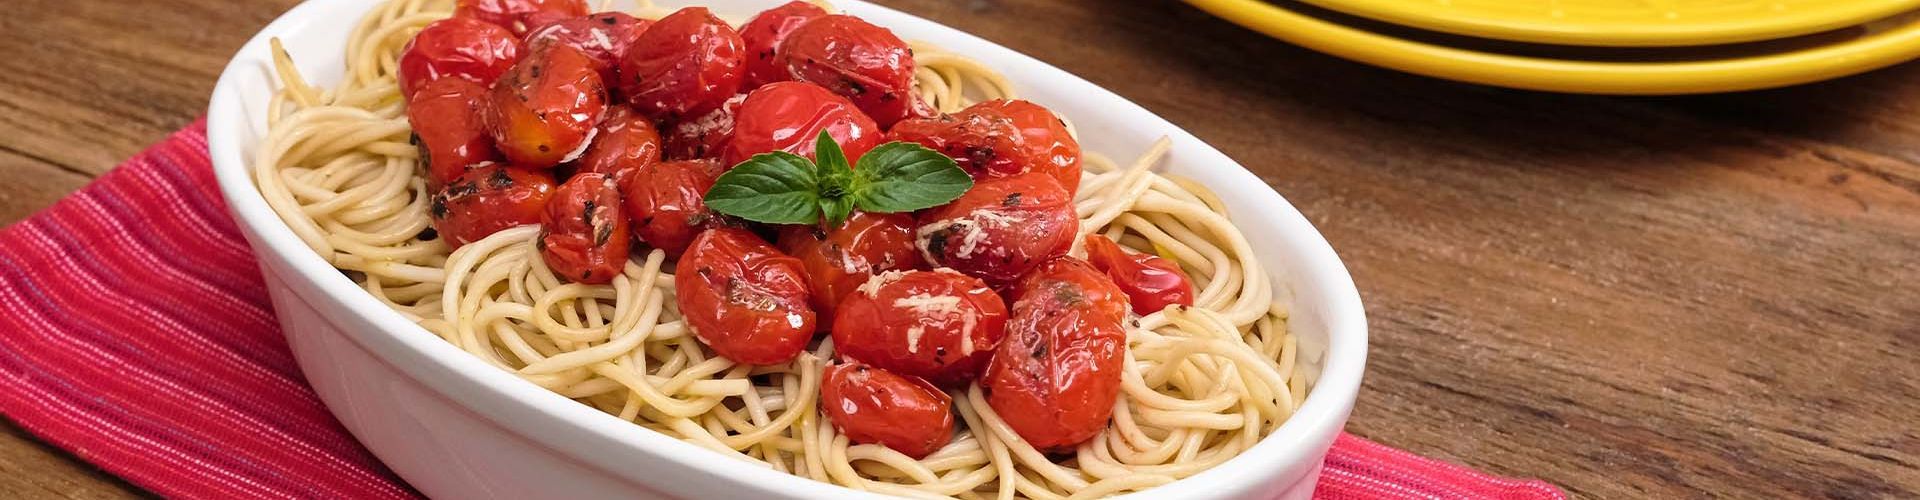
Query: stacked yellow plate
1183 0 1920 93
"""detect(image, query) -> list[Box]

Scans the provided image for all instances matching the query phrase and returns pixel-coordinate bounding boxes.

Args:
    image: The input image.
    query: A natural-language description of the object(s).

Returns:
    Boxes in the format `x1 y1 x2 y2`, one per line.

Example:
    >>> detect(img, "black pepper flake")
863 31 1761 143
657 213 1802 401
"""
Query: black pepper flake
488 168 515 188
843 78 866 95
810 227 827 240
581 200 598 228
1031 341 1047 359
965 145 996 164
601 16 617 24
934 346 947 357
429 196 450 219
416 227 438 241
530 64 542 79
924 227 953 258
538 144 552 153
1002 192 1022 207
414 134 432 168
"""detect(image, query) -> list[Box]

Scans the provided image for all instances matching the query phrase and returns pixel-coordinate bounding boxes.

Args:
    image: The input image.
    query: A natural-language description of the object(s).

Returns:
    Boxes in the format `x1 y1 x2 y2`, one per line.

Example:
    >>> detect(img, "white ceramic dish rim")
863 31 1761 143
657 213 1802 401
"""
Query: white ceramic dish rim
205 1 1369 498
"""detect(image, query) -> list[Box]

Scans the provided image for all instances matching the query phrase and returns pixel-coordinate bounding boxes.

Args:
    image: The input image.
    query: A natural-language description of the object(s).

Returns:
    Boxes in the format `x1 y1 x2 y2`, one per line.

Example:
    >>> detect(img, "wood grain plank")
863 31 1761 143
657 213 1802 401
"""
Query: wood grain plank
0 420 144 499
2 0 1916 498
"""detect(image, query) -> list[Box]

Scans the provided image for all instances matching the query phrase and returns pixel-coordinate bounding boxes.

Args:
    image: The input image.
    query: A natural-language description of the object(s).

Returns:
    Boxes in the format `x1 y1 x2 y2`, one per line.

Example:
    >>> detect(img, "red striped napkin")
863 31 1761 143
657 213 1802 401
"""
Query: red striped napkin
0 120 1564 499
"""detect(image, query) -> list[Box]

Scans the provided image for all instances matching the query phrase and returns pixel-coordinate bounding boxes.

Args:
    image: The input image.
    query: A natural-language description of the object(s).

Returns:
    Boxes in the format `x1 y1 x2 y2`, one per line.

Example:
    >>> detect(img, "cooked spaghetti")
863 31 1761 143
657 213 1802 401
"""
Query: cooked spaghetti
254 1 1305 498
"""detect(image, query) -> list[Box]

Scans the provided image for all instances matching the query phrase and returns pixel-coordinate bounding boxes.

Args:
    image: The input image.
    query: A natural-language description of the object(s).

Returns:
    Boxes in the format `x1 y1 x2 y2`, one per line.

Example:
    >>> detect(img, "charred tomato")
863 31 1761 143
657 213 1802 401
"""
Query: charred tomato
621 159 724 256
675 228 816 364
775 211 921 324
915 173 1076 286
820 362 954 459
1083 234 1193 315
832 269 1008 387
398 17 520 98
888 99 1082 195
981 256 1128 451
618 7 745 121
538 173 629 284
430 164 558 248
484 45 608 169
406 77 500 189
777 15 916 128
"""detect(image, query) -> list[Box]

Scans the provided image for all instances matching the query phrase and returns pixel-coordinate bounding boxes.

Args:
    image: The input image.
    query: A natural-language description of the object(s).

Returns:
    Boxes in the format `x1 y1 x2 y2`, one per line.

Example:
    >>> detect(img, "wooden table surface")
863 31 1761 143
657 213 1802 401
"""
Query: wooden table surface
5 0 1918 498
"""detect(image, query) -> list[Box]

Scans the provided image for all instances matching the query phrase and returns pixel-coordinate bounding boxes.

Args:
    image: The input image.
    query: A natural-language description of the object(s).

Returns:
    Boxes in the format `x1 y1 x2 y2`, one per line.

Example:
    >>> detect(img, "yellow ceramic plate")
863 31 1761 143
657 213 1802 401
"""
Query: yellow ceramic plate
1183 0 1920 94
1294 0 1920 46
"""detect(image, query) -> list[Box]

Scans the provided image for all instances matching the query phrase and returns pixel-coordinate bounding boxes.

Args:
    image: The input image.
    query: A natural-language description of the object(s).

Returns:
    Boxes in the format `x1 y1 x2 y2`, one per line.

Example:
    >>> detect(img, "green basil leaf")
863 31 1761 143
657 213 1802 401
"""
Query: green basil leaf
704 152 823 225
813 130 853 182
819 196 854 227
851 141 974 212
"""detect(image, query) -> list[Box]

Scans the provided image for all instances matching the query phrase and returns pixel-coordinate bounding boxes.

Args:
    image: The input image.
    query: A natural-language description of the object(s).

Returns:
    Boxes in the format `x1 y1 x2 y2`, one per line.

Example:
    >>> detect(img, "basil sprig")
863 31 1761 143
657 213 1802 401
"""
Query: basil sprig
705 131 973 226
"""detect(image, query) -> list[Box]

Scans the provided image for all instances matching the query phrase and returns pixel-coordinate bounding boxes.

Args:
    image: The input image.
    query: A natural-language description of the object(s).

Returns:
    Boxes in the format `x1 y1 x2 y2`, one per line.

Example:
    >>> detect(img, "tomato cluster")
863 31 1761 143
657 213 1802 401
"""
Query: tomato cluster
397 1 1187 458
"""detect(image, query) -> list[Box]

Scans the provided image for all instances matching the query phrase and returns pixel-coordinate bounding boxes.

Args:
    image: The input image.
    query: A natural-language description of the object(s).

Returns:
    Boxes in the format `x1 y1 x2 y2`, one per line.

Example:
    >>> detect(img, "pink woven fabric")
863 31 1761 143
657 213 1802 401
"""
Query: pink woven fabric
0 120 1563 499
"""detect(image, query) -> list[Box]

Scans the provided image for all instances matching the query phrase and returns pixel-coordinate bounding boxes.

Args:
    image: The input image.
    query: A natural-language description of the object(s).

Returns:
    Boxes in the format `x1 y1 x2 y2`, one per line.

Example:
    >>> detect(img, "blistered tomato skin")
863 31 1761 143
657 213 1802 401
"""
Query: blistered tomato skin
889 99 1082 194
725 82 884 166
675 228 816 365
776 211 923 325
430 164 557 248
665 94 745 161
915 173 1077 286
622 160 723 256
455 0 589 35
484 45 608 169
778 15 917 128
739 1 828 88
983 257 1128 451
573 106 661 185
406 77 500 189
619 7 746 122
832 269 1009 387
398 17 520 98
522 12 653 85
1083 234 1194 315
820 363 955 459
538 173 630 284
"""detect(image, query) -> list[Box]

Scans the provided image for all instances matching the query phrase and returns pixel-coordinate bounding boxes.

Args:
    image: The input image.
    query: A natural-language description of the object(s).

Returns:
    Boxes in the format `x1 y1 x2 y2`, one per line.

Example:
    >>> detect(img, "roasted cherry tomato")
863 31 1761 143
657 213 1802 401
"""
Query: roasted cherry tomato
664 93 745 161
982 257 1127 451
821 362 954 459
622 159 723 256
739 1 828 88
484 45 608 169
832 269 1008 387
398 17 520 98
523 12 653 86
675 228 816 364
778 15 917 128
1083 234 1193 315
572 106 661 185
776 211 921 324
889 99 1082 194
406 77 500 189
455 0 589 35
537 173 629 284
619 7 745 121
724 81 883 166
430 164 557 248
915 173 1076 286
